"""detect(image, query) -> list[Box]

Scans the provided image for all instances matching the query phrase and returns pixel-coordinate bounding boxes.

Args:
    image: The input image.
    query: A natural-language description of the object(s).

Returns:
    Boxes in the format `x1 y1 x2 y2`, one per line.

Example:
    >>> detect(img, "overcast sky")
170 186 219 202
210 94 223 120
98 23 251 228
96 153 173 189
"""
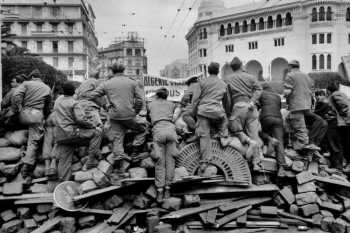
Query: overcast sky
88 0 252 75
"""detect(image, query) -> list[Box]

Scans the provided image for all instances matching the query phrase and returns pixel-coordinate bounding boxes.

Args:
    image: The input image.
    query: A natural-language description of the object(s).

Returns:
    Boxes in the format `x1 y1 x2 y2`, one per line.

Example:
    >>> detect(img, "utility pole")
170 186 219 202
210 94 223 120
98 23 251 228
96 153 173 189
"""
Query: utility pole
0 1 3 106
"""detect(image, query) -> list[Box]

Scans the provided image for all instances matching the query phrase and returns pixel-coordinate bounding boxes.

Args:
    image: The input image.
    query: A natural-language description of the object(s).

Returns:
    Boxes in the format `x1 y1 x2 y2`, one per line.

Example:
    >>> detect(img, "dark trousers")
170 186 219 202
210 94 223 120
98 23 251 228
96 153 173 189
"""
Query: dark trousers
261 116 286 166
326 126 343 170
339 126 350 165
305 111 328 146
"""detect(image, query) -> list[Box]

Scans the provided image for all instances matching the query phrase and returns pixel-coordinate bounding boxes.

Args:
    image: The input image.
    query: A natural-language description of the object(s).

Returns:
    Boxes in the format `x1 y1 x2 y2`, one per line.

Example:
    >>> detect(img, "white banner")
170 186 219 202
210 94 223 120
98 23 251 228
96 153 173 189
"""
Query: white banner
143 74 203 102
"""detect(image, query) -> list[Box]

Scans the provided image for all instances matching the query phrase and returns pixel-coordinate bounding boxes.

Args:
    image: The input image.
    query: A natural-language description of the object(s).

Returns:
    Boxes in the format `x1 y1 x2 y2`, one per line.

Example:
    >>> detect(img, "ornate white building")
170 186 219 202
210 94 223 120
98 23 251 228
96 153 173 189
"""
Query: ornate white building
186 0 350 81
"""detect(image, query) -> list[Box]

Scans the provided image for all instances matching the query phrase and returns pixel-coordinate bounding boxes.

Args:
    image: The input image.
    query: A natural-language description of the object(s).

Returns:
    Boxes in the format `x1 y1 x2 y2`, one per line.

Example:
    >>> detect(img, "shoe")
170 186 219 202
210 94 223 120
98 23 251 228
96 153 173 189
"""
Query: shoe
164 186 171 199
156 188 164 203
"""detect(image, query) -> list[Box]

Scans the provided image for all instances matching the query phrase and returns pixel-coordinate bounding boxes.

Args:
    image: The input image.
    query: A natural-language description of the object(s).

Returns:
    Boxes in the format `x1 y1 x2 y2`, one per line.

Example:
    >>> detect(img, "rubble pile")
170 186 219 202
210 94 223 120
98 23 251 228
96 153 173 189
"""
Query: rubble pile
2 128 350 233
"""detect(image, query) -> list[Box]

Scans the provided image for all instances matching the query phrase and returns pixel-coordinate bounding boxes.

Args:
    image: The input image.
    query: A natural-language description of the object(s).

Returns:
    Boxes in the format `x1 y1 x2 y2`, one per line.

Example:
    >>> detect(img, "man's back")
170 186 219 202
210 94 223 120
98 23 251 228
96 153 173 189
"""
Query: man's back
259 90 282 120
53 95 76 135
148 99 176 124
75 78 99 100
15 79 51 110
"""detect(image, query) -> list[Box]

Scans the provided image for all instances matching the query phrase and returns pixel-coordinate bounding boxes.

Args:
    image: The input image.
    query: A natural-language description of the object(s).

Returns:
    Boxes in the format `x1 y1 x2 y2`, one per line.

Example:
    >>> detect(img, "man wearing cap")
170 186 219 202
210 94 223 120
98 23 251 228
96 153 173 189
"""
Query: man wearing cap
87 63 145 164
284 60 314 150
191 62 228 171
222 57 262 167
147 87 178 202
9 69 51 185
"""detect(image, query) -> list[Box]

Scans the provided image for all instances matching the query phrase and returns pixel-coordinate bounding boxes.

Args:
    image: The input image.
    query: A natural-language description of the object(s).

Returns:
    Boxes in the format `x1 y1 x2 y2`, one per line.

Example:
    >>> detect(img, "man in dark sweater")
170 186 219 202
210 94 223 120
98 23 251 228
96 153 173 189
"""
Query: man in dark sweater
259 83 287 173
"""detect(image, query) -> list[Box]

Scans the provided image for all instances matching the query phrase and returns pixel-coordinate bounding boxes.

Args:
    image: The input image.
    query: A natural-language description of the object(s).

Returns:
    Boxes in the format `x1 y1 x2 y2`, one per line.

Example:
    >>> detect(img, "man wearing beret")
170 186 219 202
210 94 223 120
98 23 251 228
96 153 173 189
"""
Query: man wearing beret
191 62 228 172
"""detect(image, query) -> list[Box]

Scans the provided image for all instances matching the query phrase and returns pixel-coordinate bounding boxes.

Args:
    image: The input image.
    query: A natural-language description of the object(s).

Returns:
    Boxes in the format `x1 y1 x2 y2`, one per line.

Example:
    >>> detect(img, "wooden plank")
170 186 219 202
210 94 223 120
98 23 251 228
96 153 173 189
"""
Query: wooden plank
198 212 207 224
121 178 154 183
14 197 53 205
78 208 114 215
31 217 61 233
86 223 117 233
32 177 48 184
161 203 221 220
73 186 121 202
107 205 132 225
277 211 314 225
245 221 281 228
0 193 52 201
297 171 350 188
215 205 252 228
174 184 279 196
206 208 217 225
237 213 248 226
220 197 272 212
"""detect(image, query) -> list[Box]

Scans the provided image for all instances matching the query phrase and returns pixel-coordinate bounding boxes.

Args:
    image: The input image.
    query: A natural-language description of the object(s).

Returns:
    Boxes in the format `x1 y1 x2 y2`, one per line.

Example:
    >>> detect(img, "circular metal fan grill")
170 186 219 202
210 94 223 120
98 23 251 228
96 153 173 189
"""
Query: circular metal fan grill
176 141 252 186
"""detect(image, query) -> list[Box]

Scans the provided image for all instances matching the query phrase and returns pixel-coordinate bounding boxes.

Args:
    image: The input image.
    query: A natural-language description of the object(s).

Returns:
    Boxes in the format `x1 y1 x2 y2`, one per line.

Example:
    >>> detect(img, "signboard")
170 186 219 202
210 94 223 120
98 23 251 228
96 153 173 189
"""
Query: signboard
143 74 203 102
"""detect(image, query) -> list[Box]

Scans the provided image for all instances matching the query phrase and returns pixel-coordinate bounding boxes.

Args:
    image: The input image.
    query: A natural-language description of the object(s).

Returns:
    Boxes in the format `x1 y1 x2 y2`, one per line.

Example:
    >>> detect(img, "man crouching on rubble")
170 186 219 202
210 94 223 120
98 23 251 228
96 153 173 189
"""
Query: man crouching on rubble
51 81 103 181
147 88 178 203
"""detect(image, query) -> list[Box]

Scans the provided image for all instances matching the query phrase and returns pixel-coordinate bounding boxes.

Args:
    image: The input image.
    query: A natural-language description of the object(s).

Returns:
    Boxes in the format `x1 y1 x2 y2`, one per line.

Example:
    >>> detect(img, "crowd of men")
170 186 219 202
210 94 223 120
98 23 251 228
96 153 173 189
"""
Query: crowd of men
1 56 350 203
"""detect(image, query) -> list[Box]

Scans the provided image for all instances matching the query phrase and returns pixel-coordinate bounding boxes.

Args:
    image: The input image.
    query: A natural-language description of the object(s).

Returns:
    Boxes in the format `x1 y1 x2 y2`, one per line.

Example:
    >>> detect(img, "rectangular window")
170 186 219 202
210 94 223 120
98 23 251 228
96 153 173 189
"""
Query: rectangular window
21 23 28 35
249 41 258 50
52 41 58 53
36 23 42 32
37 41 43 53
128 59 132 66
68 57 74 68
203 49 207 57
199 49 202 57
51 23 58 33
21 41 27 48
51 6 60 17
66 23 74 34
68 41 74 52
225 44 234 53
274 38 285 47
53 57 58 67
136 69 140 75
327 33 332 44
281 38 285 46
312 34 317 44
319 33 325 44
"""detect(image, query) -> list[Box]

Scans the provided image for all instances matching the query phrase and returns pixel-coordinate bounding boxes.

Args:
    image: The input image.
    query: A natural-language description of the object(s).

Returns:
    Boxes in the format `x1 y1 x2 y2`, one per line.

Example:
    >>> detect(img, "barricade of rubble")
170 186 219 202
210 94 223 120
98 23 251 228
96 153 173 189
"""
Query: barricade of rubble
1 129 350 233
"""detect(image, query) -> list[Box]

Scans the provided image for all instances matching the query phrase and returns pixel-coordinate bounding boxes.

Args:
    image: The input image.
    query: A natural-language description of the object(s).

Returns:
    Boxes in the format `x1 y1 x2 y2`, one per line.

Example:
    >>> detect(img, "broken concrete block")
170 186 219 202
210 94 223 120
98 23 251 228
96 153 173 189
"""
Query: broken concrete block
61 217 76 233
3 181 23 195
330 218 348 233
23 219 37 230
92 169 110 187
133 193 151 209
260 206 278 216
78 215 95 228
291 160 304 173
36 204 52 214
128 167 147 179
30 183 48 193
280 186 295 205
97 160 113 175
321 216 335 232
321 210 334 218
312 214 323 226
297 182 316 193
202 165 218 177
101 145 111 155
259 158 277 172
72 162 83 172
1 209 16 222
33 164 45 178
0 147 21 162
289 204 299 215
0 164 20 177
296 192 318 206
300 204 319 217
154 223 172 233
320 201 344 213
174 167 189 181
145 185 157 199
162 197 182 211
80 180 97 193
17 208 30 219
1 219 23 233
74 169 95 182
104 195 124 210
183 195 200 207
32 214 47 223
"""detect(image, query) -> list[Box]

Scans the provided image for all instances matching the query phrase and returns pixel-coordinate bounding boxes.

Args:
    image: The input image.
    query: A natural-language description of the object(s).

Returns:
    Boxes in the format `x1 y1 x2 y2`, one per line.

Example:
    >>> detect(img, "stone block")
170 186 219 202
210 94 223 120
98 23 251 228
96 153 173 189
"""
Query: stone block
321 210 334 218
128 167 147 179
296 171 314 185
292 160 304 173
296 192 318 206
78 215 95 228
260 206 278 216
320 201 344 213
183 195 200 207
259 158 277 172
1 219 22 233
202 165 218 177
30 183 48 193
273 194 285 207
97 160 113 175
145 185 157 199
23 219 37 230
300 204 319 217
297 182 316 193
72 162 83 172
74 169 96 182
280 186 295 205
330 218 348 233
36 204 52 214
343 210 350 222
17 208 30 219
312 214 323 226
33 164 45 178
133 193 151 209
92 169 110 187
104 195 124 210
1 209 16 222
154 223 172 233
101 145 111 155
32 214 47 223
61 217 76 233
80 180 97 193
344 199 350 210
174 167 189 181
3 181 23 195
162 197 182 211
321 216 335 232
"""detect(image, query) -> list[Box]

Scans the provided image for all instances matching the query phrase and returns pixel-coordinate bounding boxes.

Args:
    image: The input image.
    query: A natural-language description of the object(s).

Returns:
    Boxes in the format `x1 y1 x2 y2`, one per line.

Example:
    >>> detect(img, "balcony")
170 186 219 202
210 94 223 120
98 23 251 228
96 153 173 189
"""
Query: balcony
218 25 293 40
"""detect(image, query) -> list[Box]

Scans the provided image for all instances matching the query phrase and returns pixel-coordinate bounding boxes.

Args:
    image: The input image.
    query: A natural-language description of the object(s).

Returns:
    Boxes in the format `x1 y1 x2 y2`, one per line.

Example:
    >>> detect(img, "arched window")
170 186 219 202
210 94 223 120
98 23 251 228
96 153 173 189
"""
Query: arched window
319 7 325 21
347 8 350 21
250 19 256 31
327 54 332 69
220 24 225 36
312 8 318 22
227 23 232 35
242 20 248 32
235 22 240 34
276 14 282 27
326 7 332 21
199 30 203 40
203 28 207 39
312 55 317 70
286 12 293 25
259 17 265 30
319 54 325 69
267 16 273 28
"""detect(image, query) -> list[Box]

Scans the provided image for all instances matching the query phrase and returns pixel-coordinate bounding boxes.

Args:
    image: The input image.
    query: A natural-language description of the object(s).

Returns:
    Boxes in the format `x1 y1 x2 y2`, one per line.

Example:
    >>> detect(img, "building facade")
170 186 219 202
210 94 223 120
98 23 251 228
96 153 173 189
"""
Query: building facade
2 0 98 82
186 0 350 81
160 59 189 79
98 32 147 78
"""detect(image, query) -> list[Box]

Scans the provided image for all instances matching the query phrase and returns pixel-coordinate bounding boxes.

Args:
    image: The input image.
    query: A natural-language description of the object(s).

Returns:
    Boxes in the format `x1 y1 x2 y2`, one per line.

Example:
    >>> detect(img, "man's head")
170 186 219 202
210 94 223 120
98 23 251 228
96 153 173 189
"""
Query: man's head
11 75 25 88
62 81 76 96
185 76 198 86
27 69 42 80
108 63 125 75
315 90 326 102
155 87 169 99
230 57 243 71
208 62 220 75
288 60 300 70
327 82 339 94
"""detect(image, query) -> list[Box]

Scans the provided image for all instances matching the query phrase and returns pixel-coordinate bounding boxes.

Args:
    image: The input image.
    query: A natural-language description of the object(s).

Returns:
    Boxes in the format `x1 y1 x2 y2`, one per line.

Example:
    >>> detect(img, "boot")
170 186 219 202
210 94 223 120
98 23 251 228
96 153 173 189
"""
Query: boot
47 158 58 179
164 186 171 199
21 163 34 188
156 188 164 204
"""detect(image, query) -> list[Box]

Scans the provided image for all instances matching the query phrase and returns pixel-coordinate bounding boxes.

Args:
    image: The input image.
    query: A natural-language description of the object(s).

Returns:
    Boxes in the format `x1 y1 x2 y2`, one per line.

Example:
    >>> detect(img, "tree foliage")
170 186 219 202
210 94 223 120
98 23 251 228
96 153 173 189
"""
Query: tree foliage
309 72 350 89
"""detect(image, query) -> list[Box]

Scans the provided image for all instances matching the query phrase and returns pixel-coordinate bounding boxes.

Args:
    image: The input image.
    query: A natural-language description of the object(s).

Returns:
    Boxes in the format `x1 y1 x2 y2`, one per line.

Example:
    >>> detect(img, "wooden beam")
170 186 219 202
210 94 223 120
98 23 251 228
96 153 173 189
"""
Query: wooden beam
0 193 52 201
215 205 252 228
161 203 221 220
107 205 132 225
220 197 272 212
14 197 53 205
73 186 121 202
31 217 61 233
